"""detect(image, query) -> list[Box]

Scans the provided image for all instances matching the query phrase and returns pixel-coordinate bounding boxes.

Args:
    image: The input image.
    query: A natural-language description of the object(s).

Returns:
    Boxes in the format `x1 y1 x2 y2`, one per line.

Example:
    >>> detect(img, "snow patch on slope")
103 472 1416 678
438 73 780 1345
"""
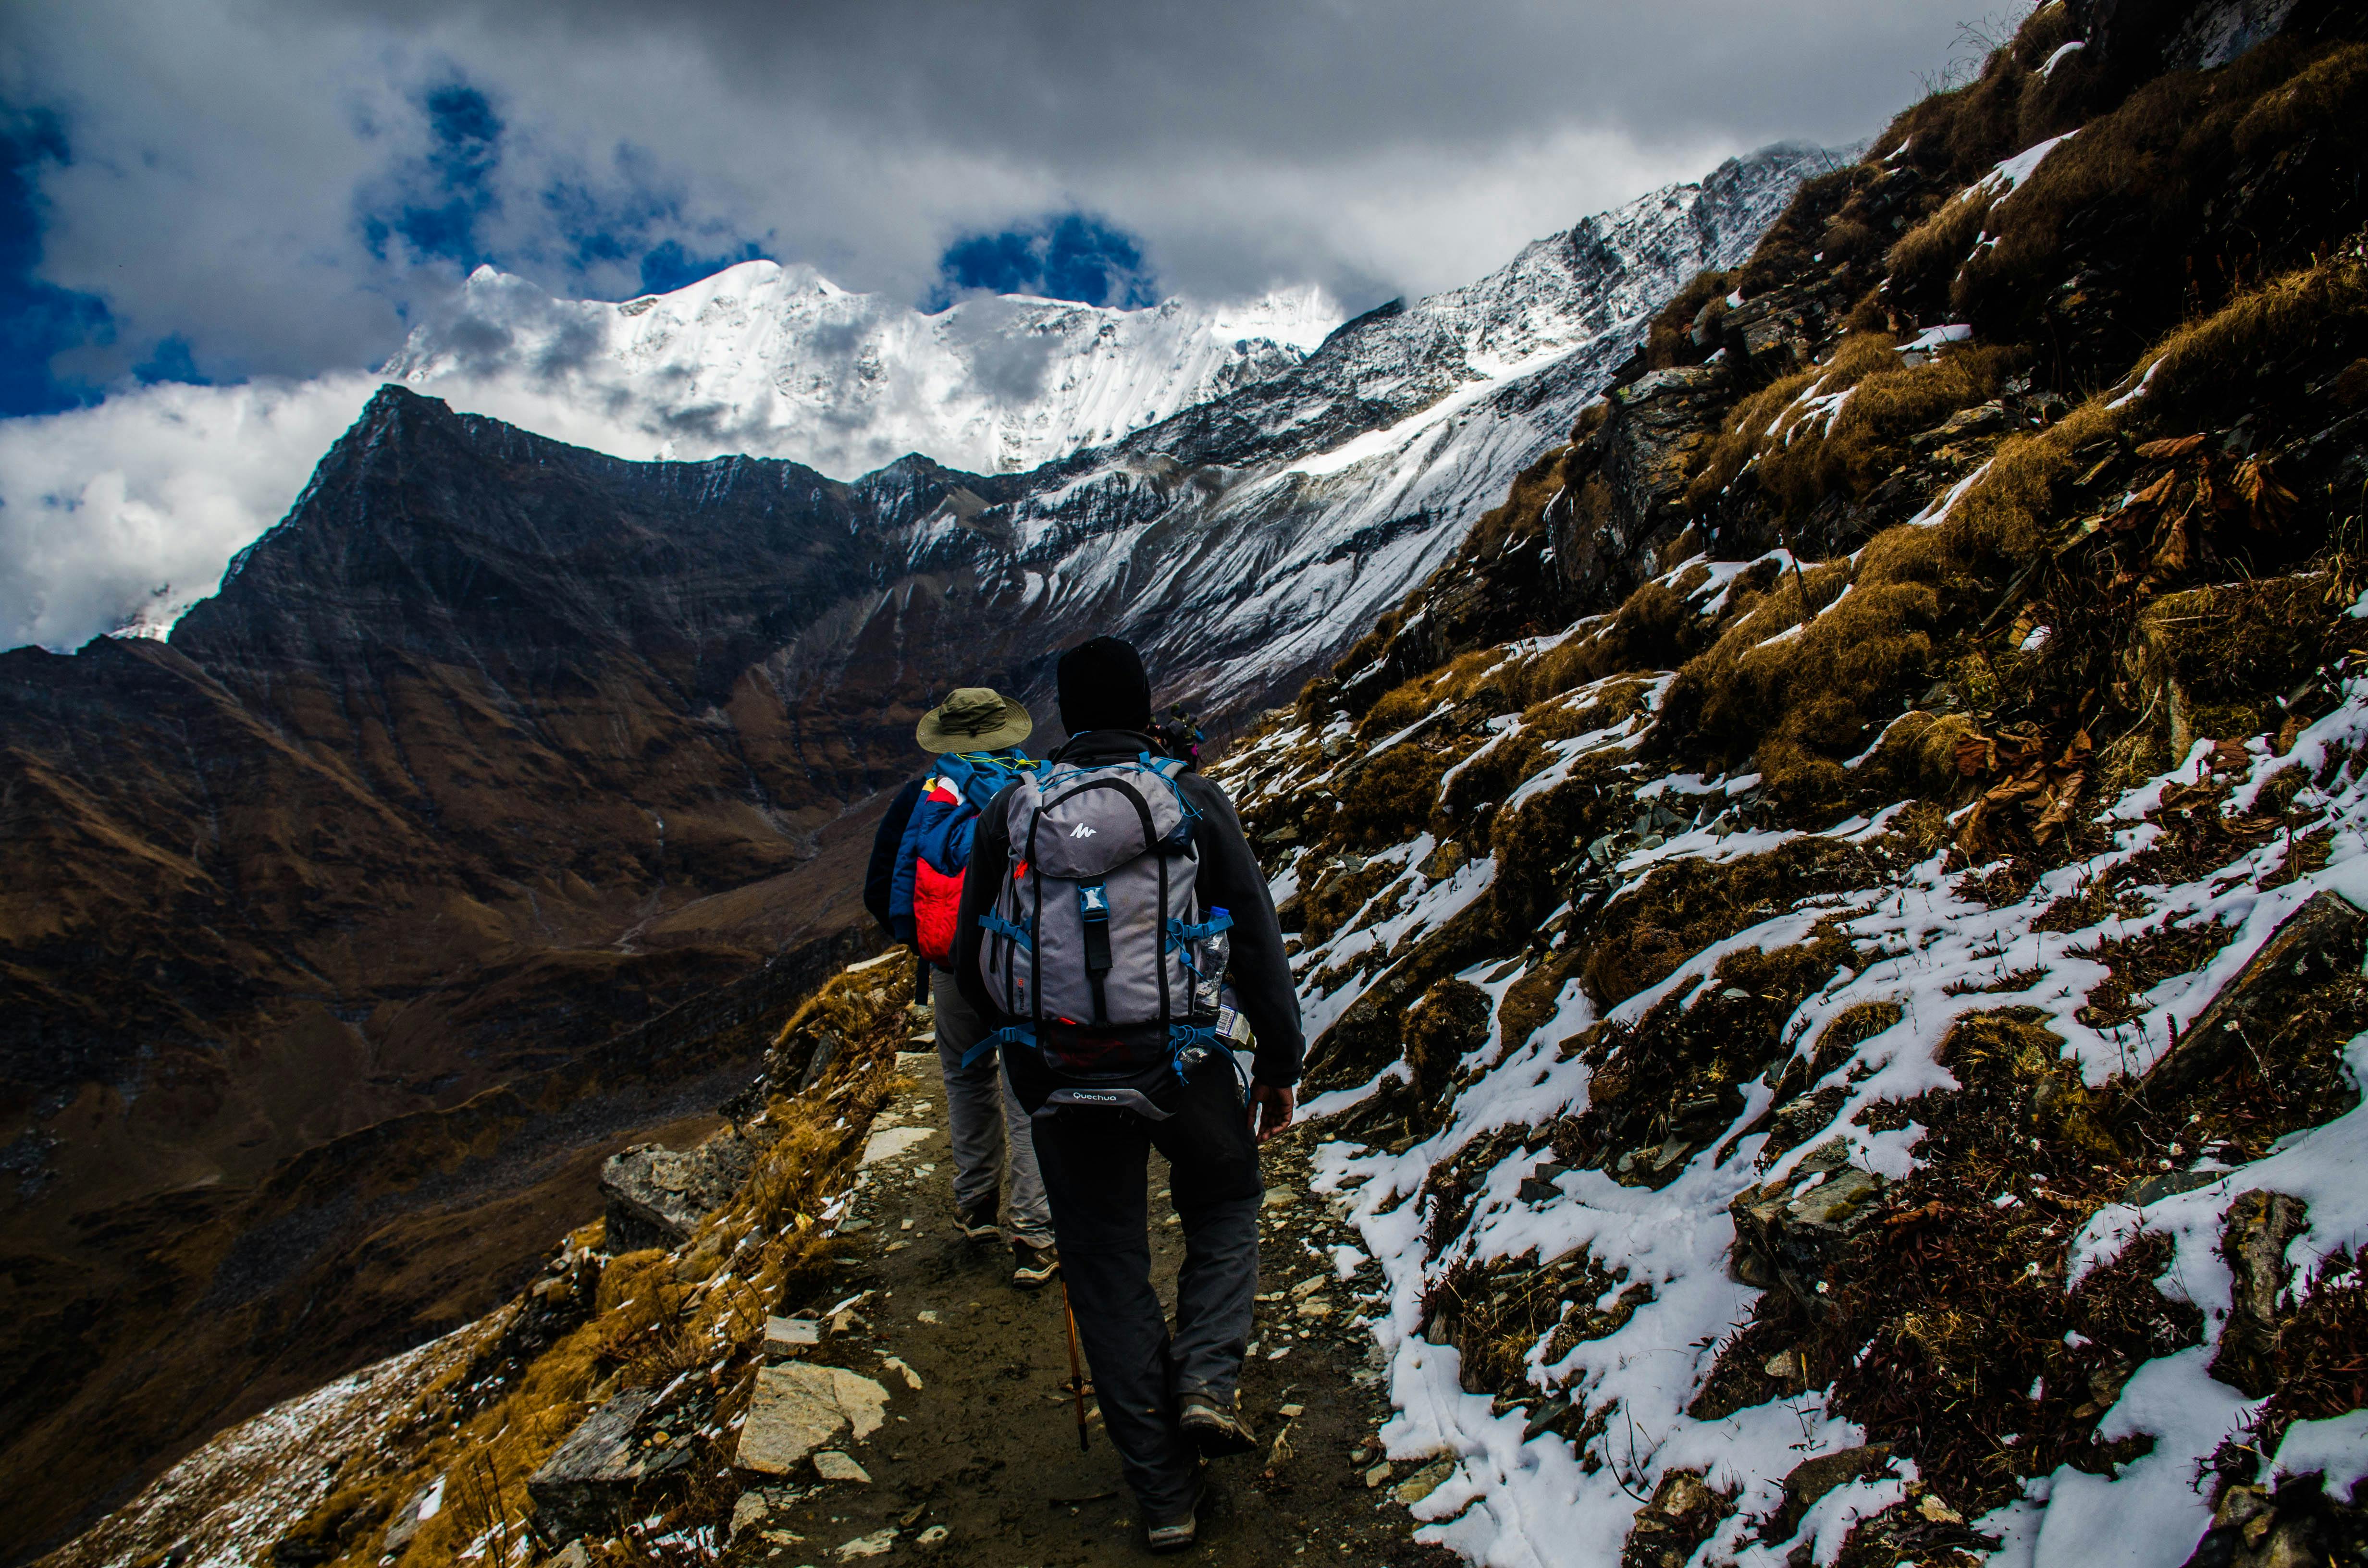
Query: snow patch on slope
1223 665 2368 1567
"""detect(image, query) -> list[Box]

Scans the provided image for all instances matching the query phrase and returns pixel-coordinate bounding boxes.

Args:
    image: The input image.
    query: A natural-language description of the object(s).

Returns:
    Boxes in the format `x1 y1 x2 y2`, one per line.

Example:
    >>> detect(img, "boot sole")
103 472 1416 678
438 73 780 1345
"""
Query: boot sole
1146 1482 1206 1552
1179 1411 1258 1459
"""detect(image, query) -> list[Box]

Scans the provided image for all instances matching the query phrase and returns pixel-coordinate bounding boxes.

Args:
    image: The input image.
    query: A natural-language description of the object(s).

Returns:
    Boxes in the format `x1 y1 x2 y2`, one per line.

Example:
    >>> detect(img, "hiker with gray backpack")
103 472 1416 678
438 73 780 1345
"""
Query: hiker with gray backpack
954 636 1304 1553
873 686 1061 1290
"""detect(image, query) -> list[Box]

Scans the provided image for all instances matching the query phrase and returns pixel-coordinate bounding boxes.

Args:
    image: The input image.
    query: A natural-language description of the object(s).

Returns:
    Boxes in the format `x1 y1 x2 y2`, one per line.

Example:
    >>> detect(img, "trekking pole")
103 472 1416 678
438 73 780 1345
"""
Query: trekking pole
1061 1281 1090 1453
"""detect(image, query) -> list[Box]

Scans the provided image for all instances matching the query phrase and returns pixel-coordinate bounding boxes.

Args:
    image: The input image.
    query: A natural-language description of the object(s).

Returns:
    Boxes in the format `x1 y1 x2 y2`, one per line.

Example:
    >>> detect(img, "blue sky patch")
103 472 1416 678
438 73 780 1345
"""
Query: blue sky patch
0 105 117 416
360 81 505 270
927 212 1158 312
541 146 770 298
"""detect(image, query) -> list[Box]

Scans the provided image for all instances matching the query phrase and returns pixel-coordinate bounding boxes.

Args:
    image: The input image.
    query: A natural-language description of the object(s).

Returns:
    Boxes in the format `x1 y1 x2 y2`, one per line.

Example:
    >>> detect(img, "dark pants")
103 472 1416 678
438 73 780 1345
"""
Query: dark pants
1029 1061 1262 1523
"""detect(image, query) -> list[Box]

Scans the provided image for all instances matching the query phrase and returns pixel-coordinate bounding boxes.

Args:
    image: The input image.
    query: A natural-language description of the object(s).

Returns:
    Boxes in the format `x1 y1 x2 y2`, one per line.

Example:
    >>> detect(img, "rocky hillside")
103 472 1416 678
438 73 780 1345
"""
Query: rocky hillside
38 953 924 1568
1199 1 2368 1560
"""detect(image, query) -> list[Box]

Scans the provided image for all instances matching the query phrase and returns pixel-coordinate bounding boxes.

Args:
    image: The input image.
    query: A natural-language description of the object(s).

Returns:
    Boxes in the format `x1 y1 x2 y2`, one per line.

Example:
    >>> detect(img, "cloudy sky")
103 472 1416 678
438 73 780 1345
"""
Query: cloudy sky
0 0 1992 647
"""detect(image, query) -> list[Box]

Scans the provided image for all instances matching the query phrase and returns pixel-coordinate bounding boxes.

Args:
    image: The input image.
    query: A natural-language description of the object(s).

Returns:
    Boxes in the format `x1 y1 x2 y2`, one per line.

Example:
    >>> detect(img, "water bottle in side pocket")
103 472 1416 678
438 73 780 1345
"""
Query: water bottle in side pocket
1191 909 1230 1015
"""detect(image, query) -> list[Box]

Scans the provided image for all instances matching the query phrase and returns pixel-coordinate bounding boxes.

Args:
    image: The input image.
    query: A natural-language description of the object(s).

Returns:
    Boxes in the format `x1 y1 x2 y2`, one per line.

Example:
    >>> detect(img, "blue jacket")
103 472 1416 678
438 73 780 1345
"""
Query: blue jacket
888 748 1036 942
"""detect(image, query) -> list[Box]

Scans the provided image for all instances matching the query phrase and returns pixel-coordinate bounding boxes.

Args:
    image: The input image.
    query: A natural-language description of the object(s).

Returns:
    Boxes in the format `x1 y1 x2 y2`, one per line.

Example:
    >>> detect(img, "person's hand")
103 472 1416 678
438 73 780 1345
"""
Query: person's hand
1248 1082 1295 1142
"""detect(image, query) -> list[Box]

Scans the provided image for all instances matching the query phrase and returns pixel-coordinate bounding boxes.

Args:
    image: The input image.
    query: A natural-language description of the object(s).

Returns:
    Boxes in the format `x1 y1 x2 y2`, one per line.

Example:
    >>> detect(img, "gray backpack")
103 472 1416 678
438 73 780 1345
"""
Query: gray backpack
972 752 1233 1112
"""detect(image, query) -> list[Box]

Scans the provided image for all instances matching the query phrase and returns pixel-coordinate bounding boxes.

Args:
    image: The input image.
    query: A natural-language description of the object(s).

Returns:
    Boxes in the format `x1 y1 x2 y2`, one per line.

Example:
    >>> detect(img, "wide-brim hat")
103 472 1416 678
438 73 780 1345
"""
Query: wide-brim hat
916 686 1034 754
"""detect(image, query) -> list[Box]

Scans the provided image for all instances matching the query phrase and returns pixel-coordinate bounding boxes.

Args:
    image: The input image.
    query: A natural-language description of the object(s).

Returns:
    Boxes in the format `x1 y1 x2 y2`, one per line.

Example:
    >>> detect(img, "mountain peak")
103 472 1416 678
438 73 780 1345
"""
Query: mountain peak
382 260 1347 481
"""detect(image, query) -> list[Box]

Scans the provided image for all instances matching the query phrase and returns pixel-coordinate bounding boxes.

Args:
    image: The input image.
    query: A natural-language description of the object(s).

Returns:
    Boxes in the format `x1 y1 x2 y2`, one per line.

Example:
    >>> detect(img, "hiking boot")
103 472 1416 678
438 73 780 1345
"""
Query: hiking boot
1011 1238 1059 1289
1178 1392 1258 1458
1145 1478 1205 1553
957 1202 1001 1242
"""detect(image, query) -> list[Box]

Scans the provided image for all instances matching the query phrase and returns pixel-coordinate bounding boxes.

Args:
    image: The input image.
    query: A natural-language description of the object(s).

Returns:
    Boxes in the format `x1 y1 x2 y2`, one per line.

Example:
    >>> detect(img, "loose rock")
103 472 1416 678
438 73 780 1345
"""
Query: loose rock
1728 1139 1887 1313
734 1364 891 1477
813 1451 872 1484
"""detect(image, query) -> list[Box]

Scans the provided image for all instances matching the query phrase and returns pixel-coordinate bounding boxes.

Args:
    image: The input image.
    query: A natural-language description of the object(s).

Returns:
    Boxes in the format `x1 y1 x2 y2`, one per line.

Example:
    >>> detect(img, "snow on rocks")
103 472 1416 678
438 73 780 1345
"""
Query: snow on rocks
1224 634 2368 1564
386 261 1342 480
37 1330 474 1568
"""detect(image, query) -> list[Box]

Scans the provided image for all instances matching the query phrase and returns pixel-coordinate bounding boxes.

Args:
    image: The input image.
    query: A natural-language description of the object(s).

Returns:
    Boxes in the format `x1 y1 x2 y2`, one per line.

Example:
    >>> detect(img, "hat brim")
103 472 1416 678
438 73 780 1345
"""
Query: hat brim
915 695 1034 754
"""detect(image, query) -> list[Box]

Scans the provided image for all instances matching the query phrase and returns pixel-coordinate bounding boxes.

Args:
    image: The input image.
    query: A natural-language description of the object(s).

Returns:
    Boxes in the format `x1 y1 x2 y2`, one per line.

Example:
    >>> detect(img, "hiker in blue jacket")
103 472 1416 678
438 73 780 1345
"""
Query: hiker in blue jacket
867 686 1058 1289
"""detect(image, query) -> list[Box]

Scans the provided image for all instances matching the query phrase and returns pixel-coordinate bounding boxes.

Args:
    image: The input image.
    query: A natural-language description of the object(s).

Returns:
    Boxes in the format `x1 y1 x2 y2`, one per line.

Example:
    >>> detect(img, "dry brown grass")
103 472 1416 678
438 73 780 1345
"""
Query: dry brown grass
1465 441 1576 559
1437 680 1649 831
1518 583 1697 703
1682 334 1896 510
1643 270 1736 370
1696 335 2026 525
1735 166 1874 298
2128 248 2368 427
1332 747 1452 851
1865 4 2090 189
299 956 918 1567
1623 234 2359 817
1951 39 2368 350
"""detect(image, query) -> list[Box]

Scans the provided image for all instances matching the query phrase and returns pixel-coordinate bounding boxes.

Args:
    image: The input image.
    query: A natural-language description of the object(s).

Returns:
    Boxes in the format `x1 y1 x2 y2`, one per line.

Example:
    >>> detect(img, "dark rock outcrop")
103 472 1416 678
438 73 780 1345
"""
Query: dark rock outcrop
600 1131 759 1254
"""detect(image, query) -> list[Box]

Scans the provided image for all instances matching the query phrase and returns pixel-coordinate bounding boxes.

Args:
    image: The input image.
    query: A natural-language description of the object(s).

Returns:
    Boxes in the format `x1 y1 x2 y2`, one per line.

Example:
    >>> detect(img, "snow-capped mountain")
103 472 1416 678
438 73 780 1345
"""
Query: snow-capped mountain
380 261 1341 478
836 141 1846 713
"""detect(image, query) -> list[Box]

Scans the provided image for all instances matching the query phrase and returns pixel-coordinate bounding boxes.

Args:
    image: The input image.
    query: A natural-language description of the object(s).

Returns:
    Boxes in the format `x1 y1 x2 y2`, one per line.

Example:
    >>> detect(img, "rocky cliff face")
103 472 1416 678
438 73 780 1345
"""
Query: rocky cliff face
0 147 1829 1555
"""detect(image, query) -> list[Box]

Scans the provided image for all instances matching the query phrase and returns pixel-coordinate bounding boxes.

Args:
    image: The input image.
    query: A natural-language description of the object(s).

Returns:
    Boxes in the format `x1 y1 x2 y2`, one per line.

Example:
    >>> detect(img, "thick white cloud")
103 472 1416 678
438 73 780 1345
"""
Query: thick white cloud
0 377 376 648
10 0 1986 372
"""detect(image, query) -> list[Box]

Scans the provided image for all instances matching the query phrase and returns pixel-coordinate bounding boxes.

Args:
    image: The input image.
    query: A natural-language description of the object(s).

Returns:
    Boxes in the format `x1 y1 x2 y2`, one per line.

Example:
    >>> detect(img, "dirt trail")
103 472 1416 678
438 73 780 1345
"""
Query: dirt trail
720 1048 1463 1566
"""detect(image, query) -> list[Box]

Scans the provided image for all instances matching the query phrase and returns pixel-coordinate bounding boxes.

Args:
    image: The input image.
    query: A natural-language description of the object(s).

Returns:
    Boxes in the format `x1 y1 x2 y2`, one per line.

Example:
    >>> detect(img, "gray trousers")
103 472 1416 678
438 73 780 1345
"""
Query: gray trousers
930 969 1052 1244
1031 1059 1262 1523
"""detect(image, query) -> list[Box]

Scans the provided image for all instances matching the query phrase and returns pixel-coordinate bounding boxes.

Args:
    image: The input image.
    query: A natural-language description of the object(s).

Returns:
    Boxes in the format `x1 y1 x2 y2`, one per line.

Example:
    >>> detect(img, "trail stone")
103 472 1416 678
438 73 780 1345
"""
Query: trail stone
527 1389 692 1544
813 1450 872 1483
601 1132 756 1253
2123 1168 2226 1207
735 1364 891 1476
379 1477 441 1557
860 1126 937 1165
836 1528 898 1560
765 1315 822 1356
1393 1457 1456 1506
728 1493 768 1542
1760 1446 1891 1542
